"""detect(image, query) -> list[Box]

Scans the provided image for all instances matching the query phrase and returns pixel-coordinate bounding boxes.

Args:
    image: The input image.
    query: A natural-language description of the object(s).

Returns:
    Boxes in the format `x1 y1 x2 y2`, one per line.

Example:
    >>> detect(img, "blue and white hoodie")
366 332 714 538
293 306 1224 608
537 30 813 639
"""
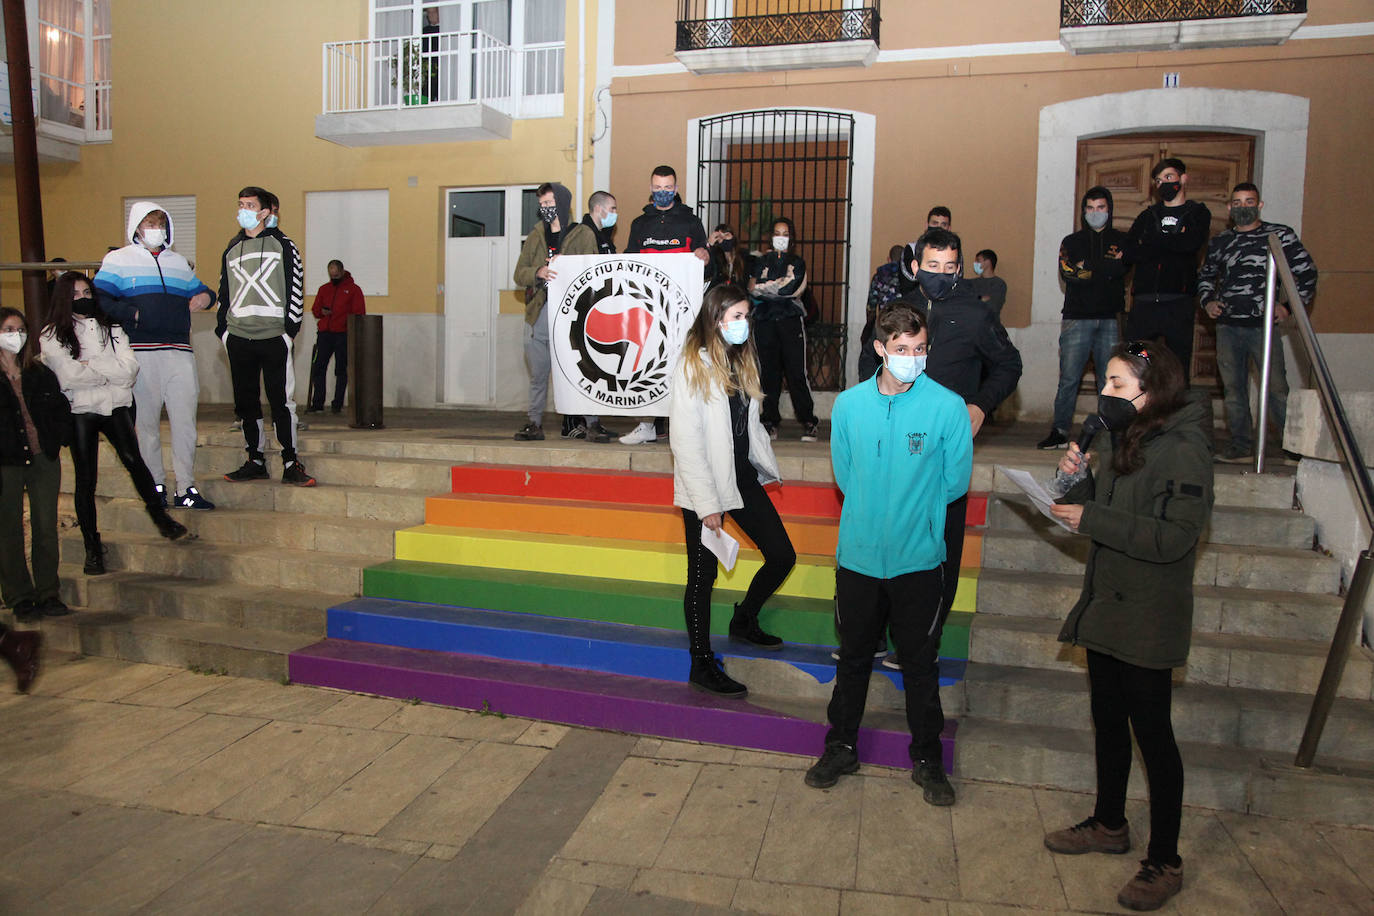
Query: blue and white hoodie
93 201 215 353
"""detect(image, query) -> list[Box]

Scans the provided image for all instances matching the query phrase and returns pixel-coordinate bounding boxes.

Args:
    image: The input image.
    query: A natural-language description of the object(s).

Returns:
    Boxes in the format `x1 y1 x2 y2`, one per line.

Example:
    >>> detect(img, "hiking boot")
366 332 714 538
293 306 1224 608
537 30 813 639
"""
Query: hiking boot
800 421 820 442
282 461 317 487
150 510 189 541
619 421 657 445
1037 428 1069 449
912 759 955 806
224 459 269 482
153 484 169 508
688 656 748 698
1117 859 1183 911
38 596 71 617
514 422 545 441
12 599 42 623
728 605 783 651
805 744 859 788
587 422 615 444
173 487 216 510
1044 816 1131 855
83 535 106 576
0 628 42 693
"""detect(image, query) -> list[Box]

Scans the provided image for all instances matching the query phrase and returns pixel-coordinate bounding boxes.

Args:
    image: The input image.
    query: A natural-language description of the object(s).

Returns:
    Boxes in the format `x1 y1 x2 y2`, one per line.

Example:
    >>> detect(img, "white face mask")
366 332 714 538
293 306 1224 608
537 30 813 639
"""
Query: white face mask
772 235 790 253
0 330 27 354
141 227 167 249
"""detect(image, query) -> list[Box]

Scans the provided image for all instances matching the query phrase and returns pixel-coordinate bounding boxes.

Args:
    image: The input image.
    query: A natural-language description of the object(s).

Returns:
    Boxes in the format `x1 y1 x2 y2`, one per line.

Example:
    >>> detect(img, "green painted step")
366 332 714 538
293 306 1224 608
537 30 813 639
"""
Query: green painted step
363 559 972 659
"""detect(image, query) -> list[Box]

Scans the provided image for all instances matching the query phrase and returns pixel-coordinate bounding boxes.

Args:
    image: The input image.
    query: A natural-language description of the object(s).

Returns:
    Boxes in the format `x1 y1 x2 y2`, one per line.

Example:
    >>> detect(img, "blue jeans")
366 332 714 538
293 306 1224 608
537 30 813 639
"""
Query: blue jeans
1052 318 1119 434
1216 323 1288 452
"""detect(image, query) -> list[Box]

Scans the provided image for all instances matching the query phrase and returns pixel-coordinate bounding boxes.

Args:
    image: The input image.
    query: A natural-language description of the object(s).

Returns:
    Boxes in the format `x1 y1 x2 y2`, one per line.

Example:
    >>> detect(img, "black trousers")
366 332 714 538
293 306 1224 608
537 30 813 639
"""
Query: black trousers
1125 294 1195 386
755 315 817 428
827 564 946 762
680 473 796 660
71 408 164 544
309 330 348 410
1088 649 1184 865
227 334 298 463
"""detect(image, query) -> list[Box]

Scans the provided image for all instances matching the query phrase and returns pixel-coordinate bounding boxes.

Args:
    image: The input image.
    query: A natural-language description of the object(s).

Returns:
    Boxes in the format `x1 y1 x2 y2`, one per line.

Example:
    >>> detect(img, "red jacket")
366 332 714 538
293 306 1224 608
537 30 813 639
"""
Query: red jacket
311 272 366 333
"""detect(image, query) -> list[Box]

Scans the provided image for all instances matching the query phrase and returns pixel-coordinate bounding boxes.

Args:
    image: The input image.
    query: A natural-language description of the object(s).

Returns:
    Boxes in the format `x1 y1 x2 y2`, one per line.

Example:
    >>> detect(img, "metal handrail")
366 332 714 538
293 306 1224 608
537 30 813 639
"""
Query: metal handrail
1262 232 1374 767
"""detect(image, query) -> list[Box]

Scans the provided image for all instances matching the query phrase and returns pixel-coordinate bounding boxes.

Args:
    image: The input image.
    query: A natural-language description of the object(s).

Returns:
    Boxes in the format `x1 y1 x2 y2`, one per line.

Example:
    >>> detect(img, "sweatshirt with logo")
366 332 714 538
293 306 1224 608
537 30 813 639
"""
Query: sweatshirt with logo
215 227 304 340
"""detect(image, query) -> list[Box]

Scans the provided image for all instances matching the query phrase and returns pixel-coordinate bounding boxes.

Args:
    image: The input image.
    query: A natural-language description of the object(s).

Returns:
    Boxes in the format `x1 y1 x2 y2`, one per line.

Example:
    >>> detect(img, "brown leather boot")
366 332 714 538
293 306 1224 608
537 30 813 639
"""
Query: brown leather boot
0 629 42 693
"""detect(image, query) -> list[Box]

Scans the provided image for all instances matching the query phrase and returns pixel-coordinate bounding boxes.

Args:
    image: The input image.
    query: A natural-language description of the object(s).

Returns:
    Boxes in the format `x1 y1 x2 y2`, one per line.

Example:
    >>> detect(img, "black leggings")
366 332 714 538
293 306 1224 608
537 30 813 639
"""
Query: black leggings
681 476 796 659
1088 649 1184 865
71 408 164 542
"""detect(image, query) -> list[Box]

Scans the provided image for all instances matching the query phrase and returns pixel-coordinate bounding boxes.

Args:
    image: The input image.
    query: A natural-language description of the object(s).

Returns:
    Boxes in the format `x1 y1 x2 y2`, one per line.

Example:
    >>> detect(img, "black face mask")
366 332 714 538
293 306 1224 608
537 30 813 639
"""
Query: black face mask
916 268 959 302
1157 181 1182 203
539 205 558 224
330 276 343 285
72 297 98 317
719 238 736 253
1096 393 1143 431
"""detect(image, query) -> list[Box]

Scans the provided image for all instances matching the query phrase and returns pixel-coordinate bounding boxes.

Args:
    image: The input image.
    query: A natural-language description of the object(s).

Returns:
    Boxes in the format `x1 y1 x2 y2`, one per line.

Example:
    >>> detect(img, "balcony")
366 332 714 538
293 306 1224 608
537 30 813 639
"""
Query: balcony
674 1 880 75
314 30 564 148
1060 0 1307 54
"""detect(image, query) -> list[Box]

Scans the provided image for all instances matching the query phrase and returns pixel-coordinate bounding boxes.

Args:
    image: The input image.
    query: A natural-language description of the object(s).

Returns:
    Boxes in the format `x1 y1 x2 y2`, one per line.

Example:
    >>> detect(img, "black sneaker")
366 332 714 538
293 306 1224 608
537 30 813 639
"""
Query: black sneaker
800 421 819 443
912 759 955 806
587 422 615 444
805 744 859 788
173 487 216 510
728 606 783 651
688 657 748 698
1216 442 1253 464
152 511 189 541
282 461 317 487
12 599 42 623
153 484 168 508
1037 429 1069 450
38 596 72 617
304 405 324 414
562 423 588 440
514 422 545 441
224 459 269 482
331 405 343 415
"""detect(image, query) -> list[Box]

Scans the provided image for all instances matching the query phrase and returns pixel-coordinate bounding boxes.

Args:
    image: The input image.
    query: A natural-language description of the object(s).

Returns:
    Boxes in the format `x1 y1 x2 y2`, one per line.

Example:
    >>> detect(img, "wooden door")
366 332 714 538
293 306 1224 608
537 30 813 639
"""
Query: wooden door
1076 133 1254 386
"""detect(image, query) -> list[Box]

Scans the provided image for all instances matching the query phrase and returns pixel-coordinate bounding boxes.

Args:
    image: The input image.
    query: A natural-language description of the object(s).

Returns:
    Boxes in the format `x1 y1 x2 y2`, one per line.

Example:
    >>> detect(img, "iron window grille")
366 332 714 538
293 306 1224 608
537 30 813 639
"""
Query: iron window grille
676 1 879 52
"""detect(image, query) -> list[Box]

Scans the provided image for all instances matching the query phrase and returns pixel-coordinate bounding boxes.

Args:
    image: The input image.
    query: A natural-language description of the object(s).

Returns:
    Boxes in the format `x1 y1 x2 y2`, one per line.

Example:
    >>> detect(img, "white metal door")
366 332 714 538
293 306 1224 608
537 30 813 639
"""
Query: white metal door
443 236 501 404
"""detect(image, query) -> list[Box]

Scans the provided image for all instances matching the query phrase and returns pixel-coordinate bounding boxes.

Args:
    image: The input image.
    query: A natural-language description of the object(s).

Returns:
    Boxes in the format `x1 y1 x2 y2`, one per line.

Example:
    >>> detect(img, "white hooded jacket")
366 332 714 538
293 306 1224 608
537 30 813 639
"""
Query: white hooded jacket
40 317 140 415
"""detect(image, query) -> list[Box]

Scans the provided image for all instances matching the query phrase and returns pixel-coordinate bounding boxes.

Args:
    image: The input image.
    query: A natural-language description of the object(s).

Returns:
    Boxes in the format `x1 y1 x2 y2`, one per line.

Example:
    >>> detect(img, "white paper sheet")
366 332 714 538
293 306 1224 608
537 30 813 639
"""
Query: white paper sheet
996 465 1080 534
701 524 740 571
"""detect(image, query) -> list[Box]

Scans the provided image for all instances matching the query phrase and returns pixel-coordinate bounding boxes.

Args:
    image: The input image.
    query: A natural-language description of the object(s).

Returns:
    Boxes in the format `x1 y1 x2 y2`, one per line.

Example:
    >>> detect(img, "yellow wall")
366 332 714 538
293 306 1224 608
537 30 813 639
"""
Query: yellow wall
0 0 601 315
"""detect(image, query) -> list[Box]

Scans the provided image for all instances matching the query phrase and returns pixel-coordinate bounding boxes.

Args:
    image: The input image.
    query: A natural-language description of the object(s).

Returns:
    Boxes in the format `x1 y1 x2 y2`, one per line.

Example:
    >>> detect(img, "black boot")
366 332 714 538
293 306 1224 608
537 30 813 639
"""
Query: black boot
83 534 106 576
728 604 783 650
688 655 748 698
149 508 189 541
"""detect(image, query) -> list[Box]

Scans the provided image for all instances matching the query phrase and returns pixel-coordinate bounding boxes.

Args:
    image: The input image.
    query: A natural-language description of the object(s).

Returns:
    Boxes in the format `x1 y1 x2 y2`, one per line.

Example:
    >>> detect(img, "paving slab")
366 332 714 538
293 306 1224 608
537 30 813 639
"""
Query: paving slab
754 771 861 889
630 867 739 908
1218 812 1374 914
856 775 958 899
656 762 781 879
560 756 704 868
950 782 1067 910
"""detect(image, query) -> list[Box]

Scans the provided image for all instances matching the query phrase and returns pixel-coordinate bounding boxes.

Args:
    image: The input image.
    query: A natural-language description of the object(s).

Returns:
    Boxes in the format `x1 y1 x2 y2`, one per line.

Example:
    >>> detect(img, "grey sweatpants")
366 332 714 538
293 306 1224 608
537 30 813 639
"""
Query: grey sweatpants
132 348 200 492
524 311 551 424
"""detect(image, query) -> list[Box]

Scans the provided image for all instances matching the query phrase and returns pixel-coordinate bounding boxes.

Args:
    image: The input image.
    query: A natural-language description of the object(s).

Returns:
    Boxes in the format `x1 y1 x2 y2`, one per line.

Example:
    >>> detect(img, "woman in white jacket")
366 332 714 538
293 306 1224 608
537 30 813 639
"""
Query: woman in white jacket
41 272 187 575
669 284 796 697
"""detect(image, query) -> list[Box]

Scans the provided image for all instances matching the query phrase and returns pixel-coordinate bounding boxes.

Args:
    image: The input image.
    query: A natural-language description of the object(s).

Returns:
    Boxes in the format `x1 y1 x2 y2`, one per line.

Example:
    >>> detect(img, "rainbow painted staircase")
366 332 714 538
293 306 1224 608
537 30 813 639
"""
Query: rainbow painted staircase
288 464 989 771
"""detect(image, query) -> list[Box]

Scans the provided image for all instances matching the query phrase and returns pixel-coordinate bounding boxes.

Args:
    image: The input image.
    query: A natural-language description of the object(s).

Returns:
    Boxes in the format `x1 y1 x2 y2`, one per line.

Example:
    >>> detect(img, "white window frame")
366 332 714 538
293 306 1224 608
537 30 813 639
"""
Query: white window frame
33 0 111 143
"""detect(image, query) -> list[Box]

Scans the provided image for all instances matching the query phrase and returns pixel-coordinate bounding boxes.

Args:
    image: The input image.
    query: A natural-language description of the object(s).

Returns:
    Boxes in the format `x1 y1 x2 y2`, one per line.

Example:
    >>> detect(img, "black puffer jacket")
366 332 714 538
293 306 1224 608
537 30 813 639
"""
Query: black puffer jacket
1057 397 1214 669
0 363 73 464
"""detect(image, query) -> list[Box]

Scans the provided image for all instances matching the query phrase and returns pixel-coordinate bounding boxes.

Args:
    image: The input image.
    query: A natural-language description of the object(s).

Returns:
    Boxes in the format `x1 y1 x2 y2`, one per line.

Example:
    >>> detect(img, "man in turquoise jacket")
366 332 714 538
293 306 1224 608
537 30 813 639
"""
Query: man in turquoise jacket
805 302 973 805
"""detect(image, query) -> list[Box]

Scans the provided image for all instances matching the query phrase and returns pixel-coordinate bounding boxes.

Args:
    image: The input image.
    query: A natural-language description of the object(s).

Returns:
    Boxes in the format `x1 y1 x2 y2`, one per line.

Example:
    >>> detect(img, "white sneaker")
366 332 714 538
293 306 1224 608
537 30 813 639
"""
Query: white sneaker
619 421 657 445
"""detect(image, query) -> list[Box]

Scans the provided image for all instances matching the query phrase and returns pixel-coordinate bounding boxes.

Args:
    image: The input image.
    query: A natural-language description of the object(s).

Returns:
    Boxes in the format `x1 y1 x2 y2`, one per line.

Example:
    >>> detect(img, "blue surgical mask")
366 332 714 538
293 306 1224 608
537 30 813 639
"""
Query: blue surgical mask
721 319 749 346
601 211 617 228
265 215 279 229
651 189 675 208
884 353 926 385
972 261 985 276
237 208 261 231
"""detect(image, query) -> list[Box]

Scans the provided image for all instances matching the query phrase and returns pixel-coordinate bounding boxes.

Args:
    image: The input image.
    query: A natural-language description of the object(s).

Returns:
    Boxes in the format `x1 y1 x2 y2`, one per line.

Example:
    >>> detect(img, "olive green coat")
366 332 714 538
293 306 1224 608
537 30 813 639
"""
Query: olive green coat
513 222 600 326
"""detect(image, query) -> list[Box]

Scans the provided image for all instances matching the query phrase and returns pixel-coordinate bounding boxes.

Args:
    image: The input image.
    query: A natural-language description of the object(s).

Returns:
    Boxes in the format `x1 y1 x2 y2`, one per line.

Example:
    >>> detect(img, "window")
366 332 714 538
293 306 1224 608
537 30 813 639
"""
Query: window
123 196 197 262
449 189 505 238
38 0 110 141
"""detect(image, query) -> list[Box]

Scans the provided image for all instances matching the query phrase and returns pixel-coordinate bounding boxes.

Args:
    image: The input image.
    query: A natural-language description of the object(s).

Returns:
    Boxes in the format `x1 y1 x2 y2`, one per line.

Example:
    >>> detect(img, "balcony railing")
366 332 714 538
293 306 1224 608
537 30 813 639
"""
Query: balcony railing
676 1 879 52
321 30 563 119
1061 0 1307 28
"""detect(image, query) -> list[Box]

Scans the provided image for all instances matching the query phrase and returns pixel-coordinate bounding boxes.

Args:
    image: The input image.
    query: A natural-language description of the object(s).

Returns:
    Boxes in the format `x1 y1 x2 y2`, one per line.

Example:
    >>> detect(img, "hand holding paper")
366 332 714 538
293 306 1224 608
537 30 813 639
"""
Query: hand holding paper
996 465 1082 534
701 524 740 571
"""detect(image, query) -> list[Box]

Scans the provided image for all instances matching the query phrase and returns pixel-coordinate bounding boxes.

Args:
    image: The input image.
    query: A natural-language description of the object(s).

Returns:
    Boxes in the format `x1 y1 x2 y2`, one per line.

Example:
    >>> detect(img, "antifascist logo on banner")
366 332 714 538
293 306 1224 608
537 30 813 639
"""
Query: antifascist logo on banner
551 257 698 412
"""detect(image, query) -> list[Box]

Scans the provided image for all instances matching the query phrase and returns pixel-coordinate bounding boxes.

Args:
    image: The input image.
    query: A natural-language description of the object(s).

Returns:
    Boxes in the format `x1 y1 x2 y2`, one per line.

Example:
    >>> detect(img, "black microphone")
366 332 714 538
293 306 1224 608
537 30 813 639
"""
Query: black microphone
1076 413 1108 453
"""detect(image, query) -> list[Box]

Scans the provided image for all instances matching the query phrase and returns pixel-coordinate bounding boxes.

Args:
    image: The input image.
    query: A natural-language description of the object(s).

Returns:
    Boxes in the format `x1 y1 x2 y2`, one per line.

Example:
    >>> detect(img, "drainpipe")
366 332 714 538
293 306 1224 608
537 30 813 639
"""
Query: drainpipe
575 0 586 209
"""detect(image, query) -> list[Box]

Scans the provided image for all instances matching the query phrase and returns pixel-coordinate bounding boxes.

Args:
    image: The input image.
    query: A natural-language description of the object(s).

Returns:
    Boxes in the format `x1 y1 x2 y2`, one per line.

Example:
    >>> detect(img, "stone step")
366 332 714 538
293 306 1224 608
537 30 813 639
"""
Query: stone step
953 716 1374 826
58 497 400 560
58 564 333 636
57 530 367 597
980 529 1340 595
990 464 1296 510
37 609 315 681
960 663 1374 763
967 613 1374 701
974 567 1346 644
986 493 1315 550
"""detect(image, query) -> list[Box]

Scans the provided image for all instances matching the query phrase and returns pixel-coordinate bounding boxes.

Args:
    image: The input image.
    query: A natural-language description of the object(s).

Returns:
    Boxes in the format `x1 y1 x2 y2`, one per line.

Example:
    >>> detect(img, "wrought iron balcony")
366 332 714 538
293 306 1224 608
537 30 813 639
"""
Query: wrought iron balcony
674 2 880 73
1060 0 1307 53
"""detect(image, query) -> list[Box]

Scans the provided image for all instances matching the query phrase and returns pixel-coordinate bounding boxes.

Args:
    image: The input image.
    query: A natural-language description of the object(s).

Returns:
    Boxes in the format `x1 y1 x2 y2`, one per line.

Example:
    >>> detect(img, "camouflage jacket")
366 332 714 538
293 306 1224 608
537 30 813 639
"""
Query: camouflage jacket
1196 222 1317 325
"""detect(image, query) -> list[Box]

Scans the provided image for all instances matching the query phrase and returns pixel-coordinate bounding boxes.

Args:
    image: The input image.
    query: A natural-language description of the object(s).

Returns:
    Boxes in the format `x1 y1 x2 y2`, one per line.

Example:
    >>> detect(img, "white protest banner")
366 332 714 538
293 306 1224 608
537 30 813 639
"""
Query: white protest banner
545 253 704 417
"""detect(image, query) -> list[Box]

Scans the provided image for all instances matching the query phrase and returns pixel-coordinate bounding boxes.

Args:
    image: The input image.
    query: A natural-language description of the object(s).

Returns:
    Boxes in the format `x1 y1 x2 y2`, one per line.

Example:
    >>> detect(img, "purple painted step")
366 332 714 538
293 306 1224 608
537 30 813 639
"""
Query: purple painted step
290 639 956 773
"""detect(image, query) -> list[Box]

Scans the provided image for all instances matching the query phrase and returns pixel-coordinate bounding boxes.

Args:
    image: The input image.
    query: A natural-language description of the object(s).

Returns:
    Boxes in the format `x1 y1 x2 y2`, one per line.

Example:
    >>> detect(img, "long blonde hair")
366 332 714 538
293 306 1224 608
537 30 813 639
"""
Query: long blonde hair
680 284 762 401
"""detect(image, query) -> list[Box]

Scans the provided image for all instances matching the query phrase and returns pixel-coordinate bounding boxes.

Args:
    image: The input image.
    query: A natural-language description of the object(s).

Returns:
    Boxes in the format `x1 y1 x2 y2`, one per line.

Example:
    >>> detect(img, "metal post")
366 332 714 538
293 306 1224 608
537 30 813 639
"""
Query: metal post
1295 551 1373 766
348 314 385 430
3 0 49 324
1254 251 1278 474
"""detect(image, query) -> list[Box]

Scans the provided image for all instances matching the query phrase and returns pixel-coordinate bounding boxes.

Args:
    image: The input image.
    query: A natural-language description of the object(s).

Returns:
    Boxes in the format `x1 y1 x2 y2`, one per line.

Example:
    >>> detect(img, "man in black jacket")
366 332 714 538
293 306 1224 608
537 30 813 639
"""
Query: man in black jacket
1124 158 1211 384
1038 186 1129 449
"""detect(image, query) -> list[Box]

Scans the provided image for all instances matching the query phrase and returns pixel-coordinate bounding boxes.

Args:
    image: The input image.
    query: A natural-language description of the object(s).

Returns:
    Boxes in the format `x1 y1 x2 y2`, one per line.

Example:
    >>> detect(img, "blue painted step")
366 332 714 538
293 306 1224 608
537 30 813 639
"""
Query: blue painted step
326 596 968 688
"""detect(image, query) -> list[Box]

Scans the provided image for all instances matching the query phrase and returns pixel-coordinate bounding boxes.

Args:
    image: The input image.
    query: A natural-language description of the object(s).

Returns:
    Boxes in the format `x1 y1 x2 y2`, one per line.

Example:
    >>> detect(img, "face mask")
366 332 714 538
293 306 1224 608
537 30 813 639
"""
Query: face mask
1157 181 1182 203
265 215 279 229
917 268 959 301
721 318 749 346
330 276 343 285
539 205 558 225
719 238 735 253
600 211 617 228
1084 210 1110 230
883 352 925 385
237 208 261 230
72 296 97 317
0 330 26 354
972 261 985 276
651 189 676 208
1096 392 1143 430
772 235 790 253
1230 205 1260 226
141 228 167 249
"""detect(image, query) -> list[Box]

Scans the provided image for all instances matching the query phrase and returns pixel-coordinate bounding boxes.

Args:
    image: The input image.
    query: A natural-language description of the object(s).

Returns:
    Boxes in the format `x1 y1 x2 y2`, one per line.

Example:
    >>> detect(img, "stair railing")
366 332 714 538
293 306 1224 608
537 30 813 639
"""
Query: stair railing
1261 233 1374 767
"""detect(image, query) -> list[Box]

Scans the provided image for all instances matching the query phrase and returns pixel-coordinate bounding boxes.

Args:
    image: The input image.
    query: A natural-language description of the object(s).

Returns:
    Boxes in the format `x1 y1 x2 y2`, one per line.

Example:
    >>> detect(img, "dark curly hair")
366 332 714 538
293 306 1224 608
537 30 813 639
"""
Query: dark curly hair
1111 341 1188 476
